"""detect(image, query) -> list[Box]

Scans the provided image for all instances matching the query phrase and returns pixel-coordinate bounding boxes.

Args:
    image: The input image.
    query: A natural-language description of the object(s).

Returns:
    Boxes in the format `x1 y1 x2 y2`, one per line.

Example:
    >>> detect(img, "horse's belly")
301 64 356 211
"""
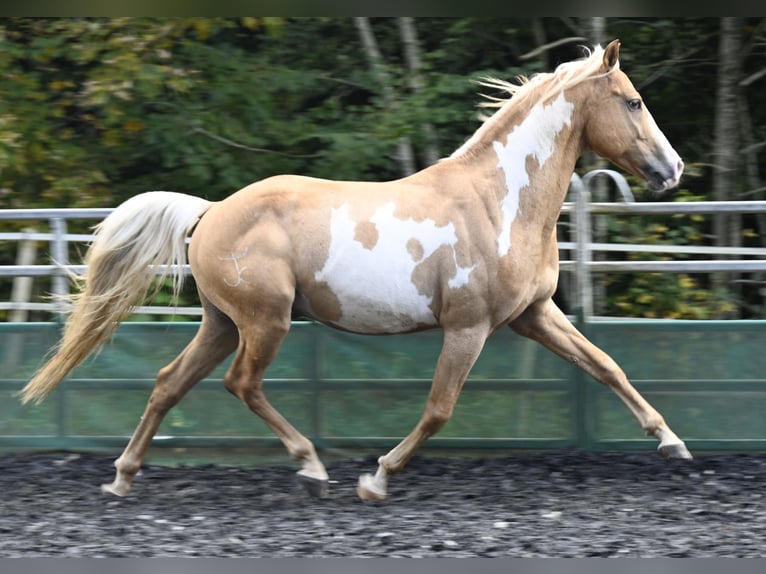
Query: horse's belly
304 201 477 334
308 269 439 334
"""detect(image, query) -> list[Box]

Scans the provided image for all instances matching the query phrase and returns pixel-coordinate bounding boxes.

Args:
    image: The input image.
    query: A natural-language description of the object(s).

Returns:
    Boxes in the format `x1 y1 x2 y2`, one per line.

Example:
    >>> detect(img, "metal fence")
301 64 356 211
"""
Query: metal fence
3 170 766 320
2 171 766 457
563 170 766 319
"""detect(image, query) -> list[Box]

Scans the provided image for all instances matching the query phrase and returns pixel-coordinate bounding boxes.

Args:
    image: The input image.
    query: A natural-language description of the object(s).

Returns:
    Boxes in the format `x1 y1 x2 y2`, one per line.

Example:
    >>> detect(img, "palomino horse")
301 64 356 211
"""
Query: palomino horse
20 40 689 501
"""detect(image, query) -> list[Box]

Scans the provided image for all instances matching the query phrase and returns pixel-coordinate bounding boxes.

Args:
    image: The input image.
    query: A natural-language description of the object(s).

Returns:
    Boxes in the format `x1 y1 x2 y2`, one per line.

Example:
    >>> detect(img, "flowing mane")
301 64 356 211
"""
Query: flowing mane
451 44 618 158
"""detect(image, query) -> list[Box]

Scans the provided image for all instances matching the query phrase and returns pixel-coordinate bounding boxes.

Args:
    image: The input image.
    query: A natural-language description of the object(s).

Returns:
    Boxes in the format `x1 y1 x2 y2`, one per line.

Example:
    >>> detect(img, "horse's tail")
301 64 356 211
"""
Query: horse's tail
18 191 213 405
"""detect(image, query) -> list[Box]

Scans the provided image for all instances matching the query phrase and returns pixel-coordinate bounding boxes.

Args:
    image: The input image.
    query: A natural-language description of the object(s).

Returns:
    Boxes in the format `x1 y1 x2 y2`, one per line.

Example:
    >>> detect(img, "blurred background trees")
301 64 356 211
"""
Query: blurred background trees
1 17 765 318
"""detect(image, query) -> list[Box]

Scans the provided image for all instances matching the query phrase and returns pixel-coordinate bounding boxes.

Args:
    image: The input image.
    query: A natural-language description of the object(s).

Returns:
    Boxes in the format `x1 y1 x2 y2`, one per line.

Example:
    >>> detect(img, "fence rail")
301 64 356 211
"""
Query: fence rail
2 171 766 320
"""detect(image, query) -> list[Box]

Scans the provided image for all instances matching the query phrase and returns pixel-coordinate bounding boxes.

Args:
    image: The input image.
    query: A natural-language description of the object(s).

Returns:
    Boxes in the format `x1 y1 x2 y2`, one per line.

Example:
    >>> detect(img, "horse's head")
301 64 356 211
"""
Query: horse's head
583 39 684 193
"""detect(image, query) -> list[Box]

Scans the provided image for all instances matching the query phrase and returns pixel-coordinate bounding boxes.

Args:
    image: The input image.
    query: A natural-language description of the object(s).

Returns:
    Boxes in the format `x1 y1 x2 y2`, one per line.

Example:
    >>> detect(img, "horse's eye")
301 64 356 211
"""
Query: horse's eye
627 98 642 111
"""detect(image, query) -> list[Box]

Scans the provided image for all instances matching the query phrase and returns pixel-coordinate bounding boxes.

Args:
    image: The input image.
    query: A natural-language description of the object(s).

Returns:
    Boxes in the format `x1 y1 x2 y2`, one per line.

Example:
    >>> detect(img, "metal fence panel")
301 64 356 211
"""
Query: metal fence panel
4 185 766 320
2 320 765 457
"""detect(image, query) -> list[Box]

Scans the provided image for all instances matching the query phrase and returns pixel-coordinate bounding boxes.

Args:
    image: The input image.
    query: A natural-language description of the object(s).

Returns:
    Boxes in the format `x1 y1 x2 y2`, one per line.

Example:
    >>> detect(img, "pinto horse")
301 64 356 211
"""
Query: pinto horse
20 40 690 501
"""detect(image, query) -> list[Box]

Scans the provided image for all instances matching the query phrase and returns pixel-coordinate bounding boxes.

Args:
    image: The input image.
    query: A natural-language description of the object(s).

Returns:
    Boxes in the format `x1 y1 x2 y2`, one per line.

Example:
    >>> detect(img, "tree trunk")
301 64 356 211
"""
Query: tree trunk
738 66 766 313
531 19 549 69
712 17 744 316
398 17 440 166
353 17 416 177
739 94 766 235
587 17 608 316
588 17 607 45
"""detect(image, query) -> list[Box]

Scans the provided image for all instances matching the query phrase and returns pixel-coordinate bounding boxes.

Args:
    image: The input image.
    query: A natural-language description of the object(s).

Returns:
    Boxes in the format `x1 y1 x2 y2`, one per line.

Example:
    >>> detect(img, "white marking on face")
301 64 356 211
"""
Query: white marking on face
315 203 473 331
493 92 574 256
644 108 684 189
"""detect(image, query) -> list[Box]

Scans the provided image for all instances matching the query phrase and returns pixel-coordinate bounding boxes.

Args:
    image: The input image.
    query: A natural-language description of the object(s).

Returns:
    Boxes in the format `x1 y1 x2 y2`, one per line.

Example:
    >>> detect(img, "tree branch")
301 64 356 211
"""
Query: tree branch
740 66 766 87
519 36 588 60
190 127 320 159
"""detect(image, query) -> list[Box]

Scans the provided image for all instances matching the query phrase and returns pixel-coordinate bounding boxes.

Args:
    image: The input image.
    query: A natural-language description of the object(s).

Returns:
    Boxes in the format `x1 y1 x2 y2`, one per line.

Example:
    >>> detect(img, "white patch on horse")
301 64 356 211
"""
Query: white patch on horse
315 203 473 331
493 92 574 256
448 254 476 289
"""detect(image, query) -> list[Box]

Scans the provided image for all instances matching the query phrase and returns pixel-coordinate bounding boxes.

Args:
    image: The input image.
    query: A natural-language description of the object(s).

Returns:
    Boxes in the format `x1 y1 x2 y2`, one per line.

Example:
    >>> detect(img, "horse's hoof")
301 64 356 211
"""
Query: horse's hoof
658 442 693 460
296 470 329 498
100 482 129 497
356 473 387 501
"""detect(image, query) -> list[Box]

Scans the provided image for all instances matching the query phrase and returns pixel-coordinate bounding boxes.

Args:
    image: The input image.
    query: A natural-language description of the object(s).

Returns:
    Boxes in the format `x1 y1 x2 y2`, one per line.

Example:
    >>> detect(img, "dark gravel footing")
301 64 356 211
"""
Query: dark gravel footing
1 450 764 557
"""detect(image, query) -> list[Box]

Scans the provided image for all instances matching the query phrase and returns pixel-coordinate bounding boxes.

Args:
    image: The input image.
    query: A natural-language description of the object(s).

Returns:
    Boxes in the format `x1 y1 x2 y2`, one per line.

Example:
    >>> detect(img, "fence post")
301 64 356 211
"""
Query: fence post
48 217 70 441
569 174 590 449
570 169 635 324
49 217 69 318
570 173 593 322
9 227 38 323
569 169 635 450
310 323 325 450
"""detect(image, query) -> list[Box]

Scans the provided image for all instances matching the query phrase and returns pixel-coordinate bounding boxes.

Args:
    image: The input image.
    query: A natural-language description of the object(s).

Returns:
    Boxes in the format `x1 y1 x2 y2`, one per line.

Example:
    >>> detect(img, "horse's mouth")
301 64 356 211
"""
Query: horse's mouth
643 158 683 193
612 158 682 194
647 171 681 193
647 175 674 193
645 156 684 193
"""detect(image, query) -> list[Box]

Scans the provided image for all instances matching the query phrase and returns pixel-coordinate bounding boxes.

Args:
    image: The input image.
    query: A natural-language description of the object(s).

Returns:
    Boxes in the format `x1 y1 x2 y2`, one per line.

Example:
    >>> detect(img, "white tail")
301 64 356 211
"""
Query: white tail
18 191 212 404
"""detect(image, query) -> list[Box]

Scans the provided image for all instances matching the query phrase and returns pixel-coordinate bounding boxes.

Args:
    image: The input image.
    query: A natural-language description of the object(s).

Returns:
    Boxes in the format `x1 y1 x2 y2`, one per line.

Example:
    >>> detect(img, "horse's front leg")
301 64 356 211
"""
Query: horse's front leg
510 298 692 459
357 324 490 501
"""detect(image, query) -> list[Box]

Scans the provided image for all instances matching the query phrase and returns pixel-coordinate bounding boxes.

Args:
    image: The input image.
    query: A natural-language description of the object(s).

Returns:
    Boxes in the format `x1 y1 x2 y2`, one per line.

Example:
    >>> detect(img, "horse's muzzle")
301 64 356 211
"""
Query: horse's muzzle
647 157 684 192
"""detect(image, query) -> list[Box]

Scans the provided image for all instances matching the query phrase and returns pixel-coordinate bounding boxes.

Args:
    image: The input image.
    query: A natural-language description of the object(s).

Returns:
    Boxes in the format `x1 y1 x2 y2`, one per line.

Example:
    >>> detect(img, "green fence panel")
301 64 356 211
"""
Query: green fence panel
1 320 765 457
582 320 766 451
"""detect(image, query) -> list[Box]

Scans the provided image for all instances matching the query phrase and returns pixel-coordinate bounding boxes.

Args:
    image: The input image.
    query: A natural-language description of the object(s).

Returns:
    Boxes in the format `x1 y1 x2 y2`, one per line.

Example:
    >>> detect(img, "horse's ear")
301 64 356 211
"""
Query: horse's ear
602 39 621 71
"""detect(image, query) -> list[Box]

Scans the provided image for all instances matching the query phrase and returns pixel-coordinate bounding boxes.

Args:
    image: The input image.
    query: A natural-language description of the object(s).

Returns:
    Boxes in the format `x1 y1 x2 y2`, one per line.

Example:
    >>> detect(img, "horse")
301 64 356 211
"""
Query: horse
19 39 690 501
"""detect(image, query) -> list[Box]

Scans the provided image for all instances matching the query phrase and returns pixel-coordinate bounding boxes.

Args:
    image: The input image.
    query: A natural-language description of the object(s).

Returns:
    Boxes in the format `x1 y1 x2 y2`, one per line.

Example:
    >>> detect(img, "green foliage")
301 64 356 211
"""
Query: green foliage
2 18 766 320
601 187 740 319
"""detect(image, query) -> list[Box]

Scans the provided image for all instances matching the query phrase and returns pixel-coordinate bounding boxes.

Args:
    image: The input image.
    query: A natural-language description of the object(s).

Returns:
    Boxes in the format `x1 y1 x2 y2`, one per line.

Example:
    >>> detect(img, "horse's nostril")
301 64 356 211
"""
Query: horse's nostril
677 158 684 175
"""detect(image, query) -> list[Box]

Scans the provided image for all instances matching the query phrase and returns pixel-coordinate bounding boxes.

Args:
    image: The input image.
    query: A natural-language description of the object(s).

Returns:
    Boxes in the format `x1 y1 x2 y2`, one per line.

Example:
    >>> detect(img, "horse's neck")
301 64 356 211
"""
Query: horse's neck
448 93 583 235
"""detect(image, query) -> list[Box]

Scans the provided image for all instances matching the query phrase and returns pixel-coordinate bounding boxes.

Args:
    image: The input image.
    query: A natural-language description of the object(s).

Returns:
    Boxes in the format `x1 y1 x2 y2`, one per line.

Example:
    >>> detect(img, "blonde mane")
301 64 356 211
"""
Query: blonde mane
451 44 618 158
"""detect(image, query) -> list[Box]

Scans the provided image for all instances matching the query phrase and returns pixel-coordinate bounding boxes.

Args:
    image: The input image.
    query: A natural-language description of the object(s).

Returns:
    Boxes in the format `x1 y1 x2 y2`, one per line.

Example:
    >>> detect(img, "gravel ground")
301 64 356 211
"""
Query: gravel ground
0 450 764 557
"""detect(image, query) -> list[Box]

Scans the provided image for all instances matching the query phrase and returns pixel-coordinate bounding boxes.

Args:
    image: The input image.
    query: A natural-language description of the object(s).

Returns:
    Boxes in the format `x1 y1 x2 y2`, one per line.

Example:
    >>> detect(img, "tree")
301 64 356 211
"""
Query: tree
353 17 416 177
2 18 766 319
712 18 744 317
398 17 440 166
0 18 231 208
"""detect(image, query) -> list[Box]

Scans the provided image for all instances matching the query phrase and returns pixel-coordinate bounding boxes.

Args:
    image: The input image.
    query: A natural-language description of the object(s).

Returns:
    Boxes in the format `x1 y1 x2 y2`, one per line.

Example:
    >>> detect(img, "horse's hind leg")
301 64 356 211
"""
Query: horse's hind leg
224 310 329 498
510 298 692 459
101 301 238 496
